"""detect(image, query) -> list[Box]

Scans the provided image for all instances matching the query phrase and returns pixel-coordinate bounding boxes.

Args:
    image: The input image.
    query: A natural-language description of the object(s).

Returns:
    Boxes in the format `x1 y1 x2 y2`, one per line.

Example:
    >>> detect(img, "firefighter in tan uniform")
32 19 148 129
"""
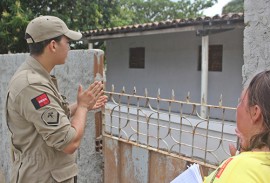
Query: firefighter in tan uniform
5 15 107 183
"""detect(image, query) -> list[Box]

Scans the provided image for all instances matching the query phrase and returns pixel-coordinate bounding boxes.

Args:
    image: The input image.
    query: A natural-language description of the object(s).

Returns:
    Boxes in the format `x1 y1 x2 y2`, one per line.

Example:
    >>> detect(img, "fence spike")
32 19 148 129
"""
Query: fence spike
145 88 148 97
219 94 223 106
157 88 161 98
133 86 136 95
112 84 115 92
171 89 175 100
186 91 190 102
122 86 125 93
144 88 149 107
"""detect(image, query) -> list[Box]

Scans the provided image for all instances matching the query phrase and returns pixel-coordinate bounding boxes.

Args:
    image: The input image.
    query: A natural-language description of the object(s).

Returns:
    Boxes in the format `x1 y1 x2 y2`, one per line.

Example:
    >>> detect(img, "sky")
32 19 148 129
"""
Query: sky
171 0 233 17
203 0 232 16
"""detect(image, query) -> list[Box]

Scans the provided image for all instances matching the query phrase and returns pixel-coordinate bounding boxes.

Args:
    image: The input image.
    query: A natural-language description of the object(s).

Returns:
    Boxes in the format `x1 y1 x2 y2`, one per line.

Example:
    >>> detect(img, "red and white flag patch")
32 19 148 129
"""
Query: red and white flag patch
31 93 50 110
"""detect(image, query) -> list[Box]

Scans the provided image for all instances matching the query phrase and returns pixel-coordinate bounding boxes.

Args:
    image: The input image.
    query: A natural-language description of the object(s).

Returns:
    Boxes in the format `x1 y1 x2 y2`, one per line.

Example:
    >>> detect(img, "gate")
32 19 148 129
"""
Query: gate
100 87 237 183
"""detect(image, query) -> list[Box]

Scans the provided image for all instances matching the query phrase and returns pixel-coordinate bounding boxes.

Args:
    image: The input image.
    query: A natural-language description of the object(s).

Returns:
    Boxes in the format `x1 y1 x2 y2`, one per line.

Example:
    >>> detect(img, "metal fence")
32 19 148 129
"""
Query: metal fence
103 86 238 169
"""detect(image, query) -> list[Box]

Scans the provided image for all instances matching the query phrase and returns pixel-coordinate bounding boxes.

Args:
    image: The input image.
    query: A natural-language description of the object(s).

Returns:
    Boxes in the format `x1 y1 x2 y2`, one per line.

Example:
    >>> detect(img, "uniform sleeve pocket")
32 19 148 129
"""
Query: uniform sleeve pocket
50 163 78 182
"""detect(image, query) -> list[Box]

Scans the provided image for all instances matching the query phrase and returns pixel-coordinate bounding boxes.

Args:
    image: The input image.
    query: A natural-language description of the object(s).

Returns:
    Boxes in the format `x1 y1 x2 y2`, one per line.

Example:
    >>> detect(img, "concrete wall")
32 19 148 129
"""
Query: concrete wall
243 0 270 84
0 49 103 183
106 28 244 109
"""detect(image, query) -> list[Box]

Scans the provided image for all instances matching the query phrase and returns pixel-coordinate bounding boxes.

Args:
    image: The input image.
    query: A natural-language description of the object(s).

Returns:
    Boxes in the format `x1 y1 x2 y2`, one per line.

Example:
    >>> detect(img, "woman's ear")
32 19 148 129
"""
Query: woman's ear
251 105 263 124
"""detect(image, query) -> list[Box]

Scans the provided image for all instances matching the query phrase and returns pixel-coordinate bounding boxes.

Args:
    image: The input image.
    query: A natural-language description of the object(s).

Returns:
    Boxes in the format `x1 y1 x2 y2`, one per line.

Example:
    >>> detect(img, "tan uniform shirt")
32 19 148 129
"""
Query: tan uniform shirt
6 56 77 183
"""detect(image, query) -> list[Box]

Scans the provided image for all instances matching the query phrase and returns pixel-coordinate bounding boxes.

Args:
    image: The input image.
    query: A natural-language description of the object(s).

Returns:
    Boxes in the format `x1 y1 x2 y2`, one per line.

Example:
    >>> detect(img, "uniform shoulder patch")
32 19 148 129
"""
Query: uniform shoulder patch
31 93 50 110
42 108 60 126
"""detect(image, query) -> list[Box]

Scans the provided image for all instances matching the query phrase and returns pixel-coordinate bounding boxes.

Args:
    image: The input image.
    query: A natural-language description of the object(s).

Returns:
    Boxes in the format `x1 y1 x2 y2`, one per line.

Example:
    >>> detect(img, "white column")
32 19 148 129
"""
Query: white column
88 42 93 49
201 35 209 118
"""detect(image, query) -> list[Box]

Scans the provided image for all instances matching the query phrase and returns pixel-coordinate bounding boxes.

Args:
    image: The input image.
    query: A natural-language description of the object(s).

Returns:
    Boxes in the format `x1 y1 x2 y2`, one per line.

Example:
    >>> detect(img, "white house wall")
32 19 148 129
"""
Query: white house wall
106 28 244 111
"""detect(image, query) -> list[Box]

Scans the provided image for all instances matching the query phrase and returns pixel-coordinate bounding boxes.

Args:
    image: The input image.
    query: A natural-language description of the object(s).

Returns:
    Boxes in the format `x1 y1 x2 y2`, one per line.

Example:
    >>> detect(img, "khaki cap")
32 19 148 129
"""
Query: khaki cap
26 15 82 43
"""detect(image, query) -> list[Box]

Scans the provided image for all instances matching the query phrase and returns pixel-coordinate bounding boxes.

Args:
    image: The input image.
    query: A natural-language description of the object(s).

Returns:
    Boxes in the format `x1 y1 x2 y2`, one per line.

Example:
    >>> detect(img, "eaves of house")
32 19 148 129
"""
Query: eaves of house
82 13 244 43
82 13 245 119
